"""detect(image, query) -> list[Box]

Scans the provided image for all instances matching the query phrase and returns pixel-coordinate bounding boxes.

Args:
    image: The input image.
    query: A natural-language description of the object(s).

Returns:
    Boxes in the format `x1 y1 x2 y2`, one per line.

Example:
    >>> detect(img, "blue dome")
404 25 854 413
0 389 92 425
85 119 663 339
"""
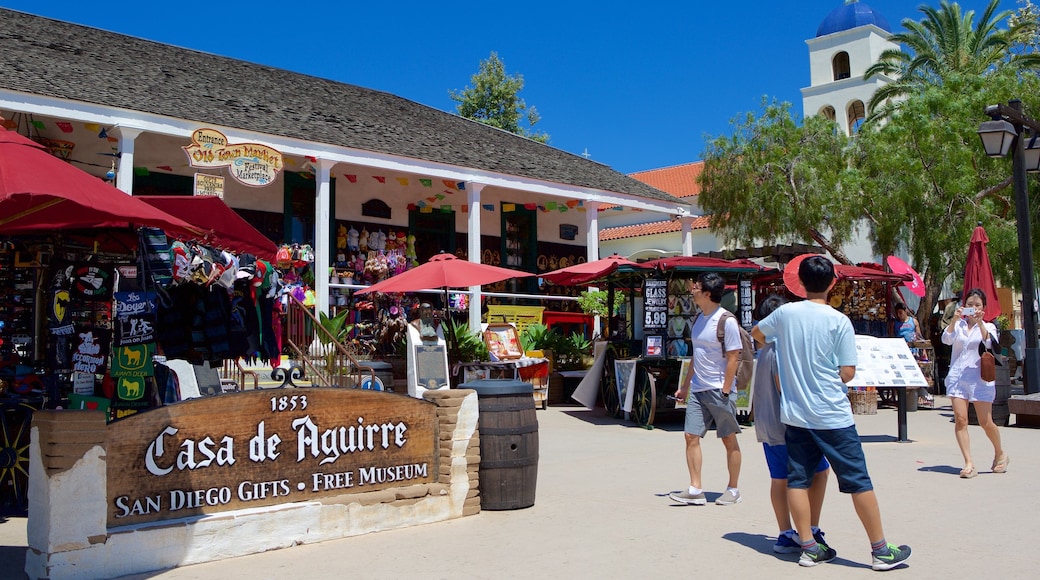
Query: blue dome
816 1 891 37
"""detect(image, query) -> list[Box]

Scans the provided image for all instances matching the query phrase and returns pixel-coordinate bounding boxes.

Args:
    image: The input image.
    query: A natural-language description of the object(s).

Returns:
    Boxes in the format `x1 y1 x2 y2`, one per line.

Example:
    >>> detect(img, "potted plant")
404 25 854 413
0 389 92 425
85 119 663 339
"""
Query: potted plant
314 309 354 385
448 319 489 363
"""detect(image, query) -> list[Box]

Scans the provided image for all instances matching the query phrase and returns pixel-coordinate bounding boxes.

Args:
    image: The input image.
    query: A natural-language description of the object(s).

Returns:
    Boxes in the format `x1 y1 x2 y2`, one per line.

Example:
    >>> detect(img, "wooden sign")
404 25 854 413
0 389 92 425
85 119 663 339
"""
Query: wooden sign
193 173 224 198
183 128 283 187
105 389 438 527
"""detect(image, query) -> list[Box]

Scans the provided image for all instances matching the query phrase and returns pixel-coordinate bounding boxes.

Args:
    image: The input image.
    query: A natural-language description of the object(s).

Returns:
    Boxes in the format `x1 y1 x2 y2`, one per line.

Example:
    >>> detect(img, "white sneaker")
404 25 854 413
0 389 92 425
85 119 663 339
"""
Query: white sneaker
668 490 707 505
715 489 742 505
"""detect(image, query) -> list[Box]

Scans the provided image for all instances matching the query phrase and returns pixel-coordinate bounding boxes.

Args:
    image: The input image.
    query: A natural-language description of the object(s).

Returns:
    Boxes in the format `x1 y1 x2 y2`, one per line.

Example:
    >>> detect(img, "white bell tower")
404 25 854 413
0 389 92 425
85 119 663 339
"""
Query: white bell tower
801 0 899 135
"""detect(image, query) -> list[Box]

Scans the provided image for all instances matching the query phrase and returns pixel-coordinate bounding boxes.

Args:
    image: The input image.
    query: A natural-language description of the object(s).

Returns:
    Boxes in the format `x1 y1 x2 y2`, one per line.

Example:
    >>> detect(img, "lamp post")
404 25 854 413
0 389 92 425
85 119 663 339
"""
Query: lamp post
977 99 1040 394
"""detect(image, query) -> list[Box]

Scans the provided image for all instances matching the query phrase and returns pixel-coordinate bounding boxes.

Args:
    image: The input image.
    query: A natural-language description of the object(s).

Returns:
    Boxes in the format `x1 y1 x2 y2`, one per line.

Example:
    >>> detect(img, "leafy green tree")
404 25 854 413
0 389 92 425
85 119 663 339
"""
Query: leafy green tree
865 0 1040 122
699 99 857 264
450 52 549 143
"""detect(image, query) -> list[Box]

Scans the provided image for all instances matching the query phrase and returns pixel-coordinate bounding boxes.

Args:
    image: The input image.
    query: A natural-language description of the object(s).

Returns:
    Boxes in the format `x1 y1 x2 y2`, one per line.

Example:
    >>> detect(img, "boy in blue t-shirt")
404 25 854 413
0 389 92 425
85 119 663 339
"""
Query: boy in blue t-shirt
752 295 830 555
752 256 912 571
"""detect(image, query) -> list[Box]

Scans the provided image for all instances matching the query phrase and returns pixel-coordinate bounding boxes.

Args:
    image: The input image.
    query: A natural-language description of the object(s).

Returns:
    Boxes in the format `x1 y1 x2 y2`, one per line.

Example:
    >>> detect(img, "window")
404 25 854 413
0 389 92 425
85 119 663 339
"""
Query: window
832 52 851 81
847 100 866 134
820 105 837 122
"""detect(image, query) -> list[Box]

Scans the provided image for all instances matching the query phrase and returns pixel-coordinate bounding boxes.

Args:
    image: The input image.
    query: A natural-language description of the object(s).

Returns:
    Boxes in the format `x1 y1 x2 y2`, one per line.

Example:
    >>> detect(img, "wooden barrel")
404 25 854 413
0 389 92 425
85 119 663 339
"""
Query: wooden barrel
461 380 539 510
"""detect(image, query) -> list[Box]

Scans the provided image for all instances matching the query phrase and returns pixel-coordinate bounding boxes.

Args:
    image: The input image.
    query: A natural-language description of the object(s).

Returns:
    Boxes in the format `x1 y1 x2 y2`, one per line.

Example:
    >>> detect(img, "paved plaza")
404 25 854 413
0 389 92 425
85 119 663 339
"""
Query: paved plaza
2 395 1038 579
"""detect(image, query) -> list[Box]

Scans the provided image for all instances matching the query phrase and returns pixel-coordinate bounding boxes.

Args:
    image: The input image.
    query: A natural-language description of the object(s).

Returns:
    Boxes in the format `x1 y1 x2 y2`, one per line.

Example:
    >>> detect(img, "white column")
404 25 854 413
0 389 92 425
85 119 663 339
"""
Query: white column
314 159 335 317
584 201 601 262
584 202 602 334
679 215 696 256
467 184 485 331
112 127 143 195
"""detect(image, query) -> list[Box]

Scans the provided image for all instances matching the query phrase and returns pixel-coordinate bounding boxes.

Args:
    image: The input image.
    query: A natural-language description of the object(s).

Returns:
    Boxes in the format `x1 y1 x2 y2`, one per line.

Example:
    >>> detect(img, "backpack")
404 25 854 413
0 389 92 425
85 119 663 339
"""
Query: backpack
713 310 756 391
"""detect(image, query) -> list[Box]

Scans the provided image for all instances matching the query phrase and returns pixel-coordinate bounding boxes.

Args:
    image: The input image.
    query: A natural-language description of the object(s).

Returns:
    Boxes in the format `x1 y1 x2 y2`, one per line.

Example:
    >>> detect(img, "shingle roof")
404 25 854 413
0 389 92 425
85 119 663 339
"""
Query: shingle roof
0 8 682 206
628 161 703 199
599 215 711 241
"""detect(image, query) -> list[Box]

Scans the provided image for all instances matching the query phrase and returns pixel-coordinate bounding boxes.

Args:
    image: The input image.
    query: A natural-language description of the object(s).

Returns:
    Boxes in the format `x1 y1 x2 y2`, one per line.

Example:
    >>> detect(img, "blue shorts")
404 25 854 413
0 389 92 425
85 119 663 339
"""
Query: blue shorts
785 425 873 494
763 443 829 480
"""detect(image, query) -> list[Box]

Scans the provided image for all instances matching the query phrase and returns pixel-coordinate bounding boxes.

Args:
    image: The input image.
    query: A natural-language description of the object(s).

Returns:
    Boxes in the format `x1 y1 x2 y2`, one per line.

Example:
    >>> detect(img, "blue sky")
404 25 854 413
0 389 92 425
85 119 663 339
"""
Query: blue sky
0 1 1022 173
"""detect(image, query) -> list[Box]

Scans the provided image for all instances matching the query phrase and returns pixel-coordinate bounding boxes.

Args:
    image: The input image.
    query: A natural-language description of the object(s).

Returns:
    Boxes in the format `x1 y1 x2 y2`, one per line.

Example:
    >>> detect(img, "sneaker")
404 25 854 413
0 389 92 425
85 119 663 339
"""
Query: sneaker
812 527 827 547
872 543 912 571
773 530 800 554
799 544 837 567
715 489 742 505
668 490 706 505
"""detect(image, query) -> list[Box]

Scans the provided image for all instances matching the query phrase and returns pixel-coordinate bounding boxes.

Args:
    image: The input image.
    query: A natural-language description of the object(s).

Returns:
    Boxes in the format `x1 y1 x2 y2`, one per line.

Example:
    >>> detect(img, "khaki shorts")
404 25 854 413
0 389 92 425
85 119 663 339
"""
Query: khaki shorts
684 389 742 438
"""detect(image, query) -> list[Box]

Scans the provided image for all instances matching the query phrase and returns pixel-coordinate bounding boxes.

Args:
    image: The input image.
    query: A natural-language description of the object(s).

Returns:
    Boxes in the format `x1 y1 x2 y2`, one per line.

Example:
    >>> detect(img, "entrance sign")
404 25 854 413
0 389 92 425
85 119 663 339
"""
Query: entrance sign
183 128 283 187
105 389 438 527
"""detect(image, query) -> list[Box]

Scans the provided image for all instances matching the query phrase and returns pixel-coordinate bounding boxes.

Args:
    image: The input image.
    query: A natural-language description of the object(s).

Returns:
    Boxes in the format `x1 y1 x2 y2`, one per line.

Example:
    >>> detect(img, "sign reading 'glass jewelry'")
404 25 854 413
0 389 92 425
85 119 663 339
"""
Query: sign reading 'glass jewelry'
183 128 284 187
105 389 438 527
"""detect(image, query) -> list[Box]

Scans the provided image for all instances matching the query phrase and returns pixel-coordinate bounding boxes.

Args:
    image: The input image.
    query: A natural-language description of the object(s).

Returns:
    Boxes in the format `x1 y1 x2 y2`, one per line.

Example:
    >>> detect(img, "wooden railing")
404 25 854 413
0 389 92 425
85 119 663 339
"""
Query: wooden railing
220 358 259 390
284 294 374 388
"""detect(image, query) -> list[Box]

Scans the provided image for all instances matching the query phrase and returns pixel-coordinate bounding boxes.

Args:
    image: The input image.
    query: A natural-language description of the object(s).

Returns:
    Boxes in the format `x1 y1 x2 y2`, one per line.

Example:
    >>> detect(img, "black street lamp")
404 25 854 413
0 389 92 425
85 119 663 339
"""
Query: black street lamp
977 99 1040 394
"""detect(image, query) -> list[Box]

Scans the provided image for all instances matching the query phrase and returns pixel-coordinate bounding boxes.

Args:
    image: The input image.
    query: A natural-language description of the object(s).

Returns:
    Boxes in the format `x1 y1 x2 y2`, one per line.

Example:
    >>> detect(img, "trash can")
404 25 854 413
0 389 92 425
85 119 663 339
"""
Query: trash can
460 379 538 510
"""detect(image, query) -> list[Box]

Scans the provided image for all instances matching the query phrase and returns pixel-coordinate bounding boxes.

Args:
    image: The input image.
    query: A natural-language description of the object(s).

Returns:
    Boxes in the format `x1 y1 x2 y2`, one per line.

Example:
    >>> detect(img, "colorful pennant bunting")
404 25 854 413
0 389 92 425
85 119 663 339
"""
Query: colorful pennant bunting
56 122 73 133
345 174 357 183
420 179 432 187
503 203 516 212
373 176 386 183
396 177 409 186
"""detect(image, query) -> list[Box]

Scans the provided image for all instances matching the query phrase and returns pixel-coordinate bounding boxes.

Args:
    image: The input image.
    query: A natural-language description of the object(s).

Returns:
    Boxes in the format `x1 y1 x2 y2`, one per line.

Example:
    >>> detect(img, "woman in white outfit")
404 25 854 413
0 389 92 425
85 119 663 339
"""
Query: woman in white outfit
941 288 1009 478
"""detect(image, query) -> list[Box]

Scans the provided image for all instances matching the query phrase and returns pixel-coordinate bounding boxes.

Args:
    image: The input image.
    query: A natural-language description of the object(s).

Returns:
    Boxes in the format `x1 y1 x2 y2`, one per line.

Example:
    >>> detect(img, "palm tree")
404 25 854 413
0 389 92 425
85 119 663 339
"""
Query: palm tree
864 0 1040 122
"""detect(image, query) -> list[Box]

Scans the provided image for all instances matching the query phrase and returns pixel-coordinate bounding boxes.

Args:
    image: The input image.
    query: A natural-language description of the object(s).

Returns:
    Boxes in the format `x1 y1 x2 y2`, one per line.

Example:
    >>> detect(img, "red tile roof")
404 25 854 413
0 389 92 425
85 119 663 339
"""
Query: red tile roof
628 162 703 199
600 215 711 241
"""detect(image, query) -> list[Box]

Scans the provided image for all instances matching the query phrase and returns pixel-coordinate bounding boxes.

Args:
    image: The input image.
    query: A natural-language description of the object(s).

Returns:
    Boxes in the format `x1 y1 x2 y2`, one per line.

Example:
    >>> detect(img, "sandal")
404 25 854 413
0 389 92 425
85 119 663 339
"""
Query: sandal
959 467 978 479
993 454 1010 474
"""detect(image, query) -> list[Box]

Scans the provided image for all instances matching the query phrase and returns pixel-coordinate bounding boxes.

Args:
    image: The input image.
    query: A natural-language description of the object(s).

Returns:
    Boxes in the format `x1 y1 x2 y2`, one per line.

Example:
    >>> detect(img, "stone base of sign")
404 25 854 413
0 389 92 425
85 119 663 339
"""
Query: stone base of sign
26 390 480 580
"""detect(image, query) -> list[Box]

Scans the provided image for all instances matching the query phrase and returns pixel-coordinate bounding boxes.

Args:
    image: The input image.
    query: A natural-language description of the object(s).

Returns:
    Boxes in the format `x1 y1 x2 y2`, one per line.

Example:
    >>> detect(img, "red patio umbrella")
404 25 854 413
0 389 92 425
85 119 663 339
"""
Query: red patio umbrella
139 195 278 260
0 129 207 240
355 252 533 295
963 225 1001 322
886 255 926 298
540 253 637 286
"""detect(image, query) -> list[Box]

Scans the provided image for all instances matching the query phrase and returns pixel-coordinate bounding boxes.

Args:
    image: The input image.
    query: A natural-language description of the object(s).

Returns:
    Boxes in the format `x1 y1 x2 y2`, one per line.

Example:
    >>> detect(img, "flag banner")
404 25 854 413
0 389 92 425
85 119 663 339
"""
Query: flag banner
503 203 516 212
373 176 386 183
345 174 357 183
420 179 432 187
396 177 409 186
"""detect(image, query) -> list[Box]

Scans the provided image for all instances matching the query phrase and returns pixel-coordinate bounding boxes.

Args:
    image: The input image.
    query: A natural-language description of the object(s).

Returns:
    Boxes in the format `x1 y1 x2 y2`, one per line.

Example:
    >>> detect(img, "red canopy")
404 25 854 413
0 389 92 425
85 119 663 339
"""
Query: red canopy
540 254 637 286
0 129 207 239
355 253 532 295
641 255 769 274
139 195 278 260
781 254 910 298
964 225 1001 322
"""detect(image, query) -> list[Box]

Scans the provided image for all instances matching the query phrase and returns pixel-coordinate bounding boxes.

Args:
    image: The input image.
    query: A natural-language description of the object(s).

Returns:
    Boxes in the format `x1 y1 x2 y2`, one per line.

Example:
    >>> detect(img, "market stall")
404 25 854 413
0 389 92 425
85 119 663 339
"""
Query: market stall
563 256 771 427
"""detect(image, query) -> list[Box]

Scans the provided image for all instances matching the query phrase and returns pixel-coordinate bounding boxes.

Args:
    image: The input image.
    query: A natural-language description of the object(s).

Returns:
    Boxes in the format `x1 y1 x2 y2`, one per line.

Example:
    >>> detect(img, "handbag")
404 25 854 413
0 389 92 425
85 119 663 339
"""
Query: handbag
977 337 1002 382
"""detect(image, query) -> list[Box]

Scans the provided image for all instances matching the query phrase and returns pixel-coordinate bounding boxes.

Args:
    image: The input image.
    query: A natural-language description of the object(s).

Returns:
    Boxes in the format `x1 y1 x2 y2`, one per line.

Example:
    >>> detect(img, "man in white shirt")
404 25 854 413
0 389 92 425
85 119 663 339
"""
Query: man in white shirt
669 272 743 506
